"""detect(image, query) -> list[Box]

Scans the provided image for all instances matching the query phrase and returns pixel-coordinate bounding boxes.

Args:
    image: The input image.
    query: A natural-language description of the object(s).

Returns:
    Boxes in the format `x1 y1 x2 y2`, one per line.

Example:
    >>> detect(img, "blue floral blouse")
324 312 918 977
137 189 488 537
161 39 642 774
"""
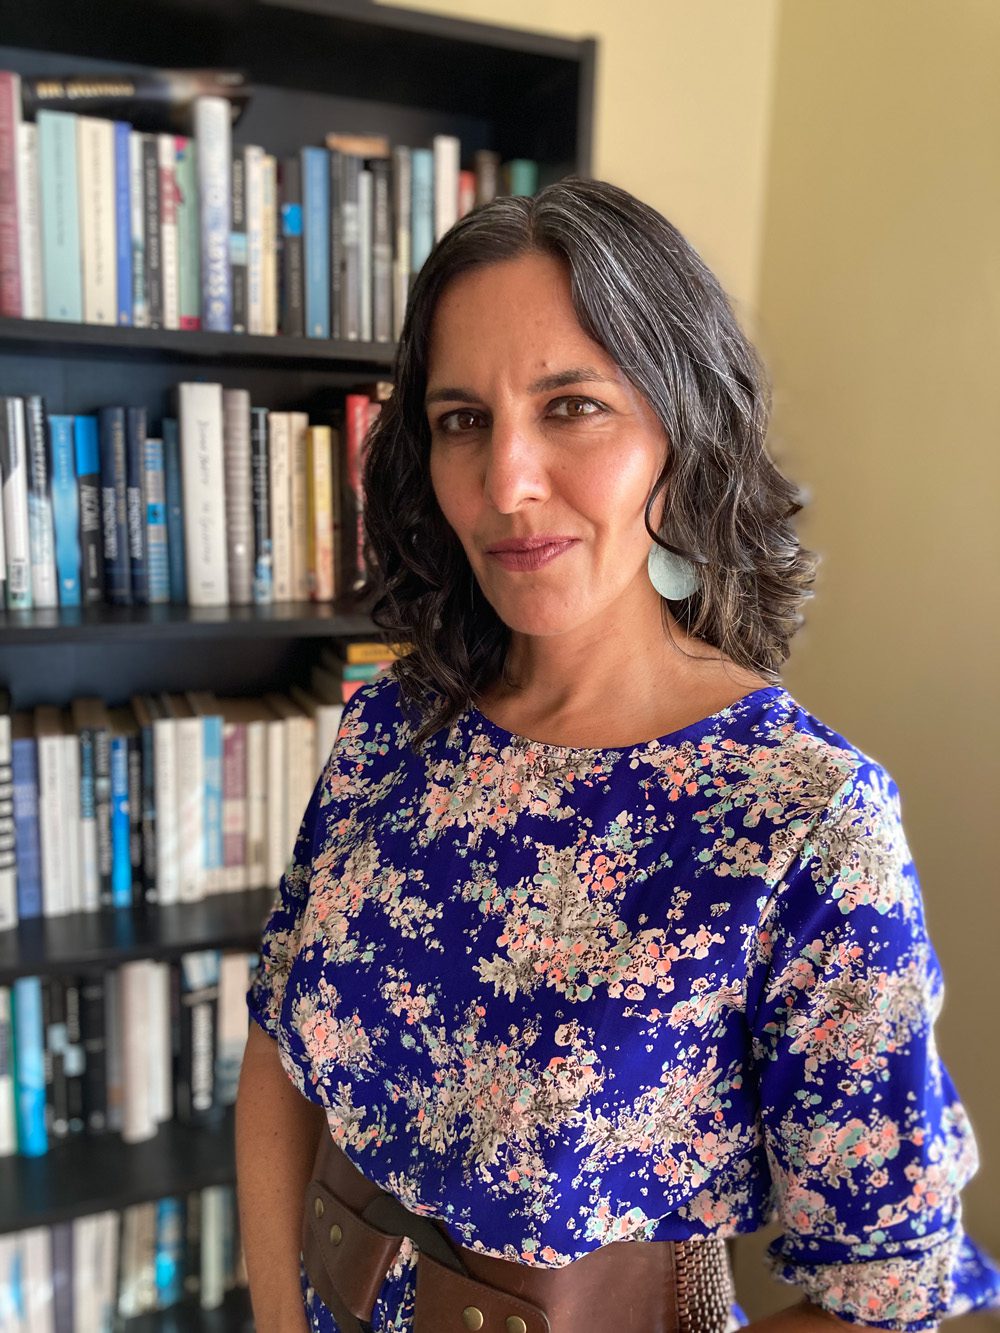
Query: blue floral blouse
247 672 1000 1331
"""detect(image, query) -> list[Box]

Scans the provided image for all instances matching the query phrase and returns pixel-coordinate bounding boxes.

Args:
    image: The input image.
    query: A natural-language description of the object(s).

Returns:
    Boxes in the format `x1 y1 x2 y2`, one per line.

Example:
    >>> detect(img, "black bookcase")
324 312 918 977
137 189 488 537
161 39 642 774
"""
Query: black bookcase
0 0 594 1325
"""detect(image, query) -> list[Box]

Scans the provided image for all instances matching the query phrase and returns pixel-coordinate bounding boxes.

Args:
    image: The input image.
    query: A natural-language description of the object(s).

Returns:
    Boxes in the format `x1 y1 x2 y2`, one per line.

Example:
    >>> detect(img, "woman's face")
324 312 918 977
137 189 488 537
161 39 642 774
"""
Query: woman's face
426 251 669 640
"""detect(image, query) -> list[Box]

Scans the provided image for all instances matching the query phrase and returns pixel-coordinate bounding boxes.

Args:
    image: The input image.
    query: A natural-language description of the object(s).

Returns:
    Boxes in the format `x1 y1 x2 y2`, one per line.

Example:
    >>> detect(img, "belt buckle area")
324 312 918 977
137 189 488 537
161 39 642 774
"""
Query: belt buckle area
302 1179 404 1333
414 1249 552 1333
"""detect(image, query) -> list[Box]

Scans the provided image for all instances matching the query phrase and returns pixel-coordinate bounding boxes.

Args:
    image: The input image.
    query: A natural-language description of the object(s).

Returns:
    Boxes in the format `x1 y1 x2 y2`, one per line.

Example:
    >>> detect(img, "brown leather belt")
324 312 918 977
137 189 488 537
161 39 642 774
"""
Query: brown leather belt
302 1133 735 1333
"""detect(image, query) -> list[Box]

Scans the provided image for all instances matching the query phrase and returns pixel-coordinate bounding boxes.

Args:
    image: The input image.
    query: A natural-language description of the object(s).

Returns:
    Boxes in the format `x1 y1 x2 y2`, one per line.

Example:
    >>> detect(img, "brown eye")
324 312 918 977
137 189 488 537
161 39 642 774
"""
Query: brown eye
550 397 603 419
439 409 484 434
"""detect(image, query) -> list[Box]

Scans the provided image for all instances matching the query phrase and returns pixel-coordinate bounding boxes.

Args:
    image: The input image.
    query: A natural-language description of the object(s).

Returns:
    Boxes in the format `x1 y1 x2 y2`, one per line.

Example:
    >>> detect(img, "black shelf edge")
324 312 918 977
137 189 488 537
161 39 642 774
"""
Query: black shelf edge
0 1108 237 1234
123 1287 253 1333
0 602 379 644
0 887 276 982
0 316 397 369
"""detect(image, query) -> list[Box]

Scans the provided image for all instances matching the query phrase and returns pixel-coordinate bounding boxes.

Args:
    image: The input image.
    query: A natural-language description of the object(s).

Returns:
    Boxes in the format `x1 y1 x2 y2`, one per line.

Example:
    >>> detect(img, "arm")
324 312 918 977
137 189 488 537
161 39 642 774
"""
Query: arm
236 1021 327 1333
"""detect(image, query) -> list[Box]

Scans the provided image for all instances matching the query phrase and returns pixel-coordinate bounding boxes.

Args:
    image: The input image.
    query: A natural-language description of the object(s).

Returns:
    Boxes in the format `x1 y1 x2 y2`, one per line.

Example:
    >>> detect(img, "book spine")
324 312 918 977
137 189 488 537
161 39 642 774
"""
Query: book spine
177 383 228 606
410 147 434 275
98 406 131 606
125 406 149 605
175 136 200 330
0 988 15 1155
195 96 231 332
43 975 68 1137
458 168 476 218
250 407 273 605
114 121 132 325
202 715 223 895
48 415 81 606
135 707 157 903
474 147 500 204
0 72 22 317
152 716 178 904
279 154 304 338
16 123 42 320
222 389 253 605
103 969 123 1132
13 976 47 1156
267 412 292 601
391 146 411 342
119 961 154 1143
75 722 100 913
60 731 82 914
92 723 112 911
358 167 372 342
339 154 361 340
221 723 247 891
63 977 85 1134
24 395 58 609
142 435 170 604
301 147 329 338
154 1198 185 1308
307 425 334 602
504 158 539 196
50 1223 73 1328
289 412 310 602
1 397 32 610
262 153 278 336
110 734 132 907
264 717 286 887
12 736 42 920
0 705 13 932
433 133 460 242
141 133 162 329
73 415 104 605
176 951 218 1121
370 158 392 343
77 116 116 325
244 144 264 335
126 731 142 904
245 720 266 888
175 713 203 902
158 133 180 330
229 148 247 334
128 130 147 328
79 973 107 1133
162 418 186 603
37 110 82 321
343 394 370 593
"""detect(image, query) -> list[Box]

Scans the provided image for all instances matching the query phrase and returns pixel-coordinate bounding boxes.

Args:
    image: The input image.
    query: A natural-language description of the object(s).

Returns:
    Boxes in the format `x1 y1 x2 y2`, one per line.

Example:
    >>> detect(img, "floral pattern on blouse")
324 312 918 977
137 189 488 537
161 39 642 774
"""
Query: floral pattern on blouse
247 672 1000 1332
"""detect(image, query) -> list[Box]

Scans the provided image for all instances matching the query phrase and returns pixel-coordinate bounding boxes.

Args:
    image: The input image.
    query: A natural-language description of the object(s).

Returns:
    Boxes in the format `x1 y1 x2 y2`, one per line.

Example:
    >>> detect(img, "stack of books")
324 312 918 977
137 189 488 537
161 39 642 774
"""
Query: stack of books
0 68 541 341
0 381 388 611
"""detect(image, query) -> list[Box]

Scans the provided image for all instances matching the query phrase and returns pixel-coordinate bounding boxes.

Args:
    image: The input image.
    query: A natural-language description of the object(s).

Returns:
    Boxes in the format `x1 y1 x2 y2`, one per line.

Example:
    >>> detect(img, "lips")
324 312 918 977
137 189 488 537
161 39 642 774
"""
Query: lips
486 536 578 553
487 539 578 572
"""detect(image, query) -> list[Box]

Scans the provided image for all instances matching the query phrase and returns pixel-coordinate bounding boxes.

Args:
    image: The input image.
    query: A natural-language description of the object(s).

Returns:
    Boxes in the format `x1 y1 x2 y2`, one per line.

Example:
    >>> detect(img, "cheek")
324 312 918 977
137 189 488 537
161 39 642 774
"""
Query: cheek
429 448 475 533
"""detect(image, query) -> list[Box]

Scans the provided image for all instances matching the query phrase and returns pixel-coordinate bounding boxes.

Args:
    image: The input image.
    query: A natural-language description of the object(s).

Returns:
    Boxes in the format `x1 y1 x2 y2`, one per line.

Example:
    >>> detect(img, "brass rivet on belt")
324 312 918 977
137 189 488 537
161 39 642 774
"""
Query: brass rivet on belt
313 1196 325 1219
462 1308 484 1331
329 1223 343 1245
506 1319 528 1333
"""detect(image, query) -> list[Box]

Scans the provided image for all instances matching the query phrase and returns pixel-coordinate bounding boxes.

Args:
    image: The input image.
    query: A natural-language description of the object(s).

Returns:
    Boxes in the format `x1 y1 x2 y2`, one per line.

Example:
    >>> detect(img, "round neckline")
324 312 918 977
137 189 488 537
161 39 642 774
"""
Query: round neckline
463 684 787 757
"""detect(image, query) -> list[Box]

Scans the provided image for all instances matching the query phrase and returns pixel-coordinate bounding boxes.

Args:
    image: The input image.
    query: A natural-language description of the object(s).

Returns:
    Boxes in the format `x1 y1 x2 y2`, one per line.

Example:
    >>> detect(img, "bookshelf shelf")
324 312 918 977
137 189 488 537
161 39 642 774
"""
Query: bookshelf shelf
0 887 276 983
0 1108 238 1234
124 1289 253 1333
0 316 397 370
0 602 378 645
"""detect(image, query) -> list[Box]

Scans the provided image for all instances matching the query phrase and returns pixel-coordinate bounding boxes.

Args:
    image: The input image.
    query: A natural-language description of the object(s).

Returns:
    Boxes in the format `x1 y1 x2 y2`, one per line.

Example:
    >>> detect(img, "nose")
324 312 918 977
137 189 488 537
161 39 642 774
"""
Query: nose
481 415 551 513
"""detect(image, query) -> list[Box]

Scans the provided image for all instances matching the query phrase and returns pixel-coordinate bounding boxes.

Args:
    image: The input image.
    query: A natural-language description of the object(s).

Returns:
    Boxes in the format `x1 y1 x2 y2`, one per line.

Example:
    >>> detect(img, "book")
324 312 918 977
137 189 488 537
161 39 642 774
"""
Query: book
220 714 247 891
97 406 131 606
433 133 460 241
306 424 335 602
158 132 180 330
290 684 343 784
229 146 247 333
474 148 500 205
218 698 269 890
48 415 82 606
267 411 292 601
59 718 82 913
216 953 251 1104
195 96 232 332
324 131 390 157
142 434 170 604
177 382 229 606
0 988 15 1155
0 691 13 931
73 415 104 605
162 417 186 603
129 695 160 904
140 133 162 328
186 691 224 896
175 135 200 329
109 714 134 907
249 406 272 604
11 713 42 921
0 72 22 318
222 388 253 605
301 146 330 338
391 145 411 341
79 971 107 1133
410 147 434 275
343 393 371 594
148 960 173 1123
339 153 361 340
504 157 539 196
289 411 310 601
1 396 32 610
42 976 68 1137
358 166 372 341
458 168 476 217
16 122 42 320
21 69 252 132
23 394 58 609
77 115 117 326
370 157 392 342
244 144 265 334
37 109 82 321
263 693 314 858
125 406 149 605
69 696 109 914
62 976 85 1134
328 146 343 340
163 693 205 901
128 130 147 327
279 154 304 337
261 153 278 336
13 975 47 1156
119 960 156 1144
176 950 220 1123
114 120 132 325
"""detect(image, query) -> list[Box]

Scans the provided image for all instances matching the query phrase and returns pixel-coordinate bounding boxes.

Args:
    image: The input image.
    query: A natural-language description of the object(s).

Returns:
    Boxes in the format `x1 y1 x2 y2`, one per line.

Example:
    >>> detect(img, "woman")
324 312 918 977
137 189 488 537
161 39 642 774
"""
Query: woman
236 178 1000 1333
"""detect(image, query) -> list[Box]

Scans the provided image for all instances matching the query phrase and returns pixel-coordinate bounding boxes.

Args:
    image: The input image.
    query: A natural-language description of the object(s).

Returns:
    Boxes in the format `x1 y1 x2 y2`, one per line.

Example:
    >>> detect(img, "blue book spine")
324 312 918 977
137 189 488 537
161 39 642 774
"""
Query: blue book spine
37 111 82 322
162 418 186 603
13 977 47 1156
410 148 434 273
125 407 148 605
154 1197 185 1307
109 735 131 907
73 415 104 605
114 121 132 326
11 737 42 921
195 96 231 332
202 715 223 886
301 147 330 338
98 406 131 606
143 435 170 604
48 415 81 607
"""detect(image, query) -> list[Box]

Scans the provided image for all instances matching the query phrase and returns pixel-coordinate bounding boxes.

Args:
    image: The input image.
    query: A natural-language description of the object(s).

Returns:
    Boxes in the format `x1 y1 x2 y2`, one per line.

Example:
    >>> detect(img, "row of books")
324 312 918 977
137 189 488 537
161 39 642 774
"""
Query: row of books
1 951 255 1157
0 641 401 927
0 380 385 611
0 68 541 342
0 1184 246 1326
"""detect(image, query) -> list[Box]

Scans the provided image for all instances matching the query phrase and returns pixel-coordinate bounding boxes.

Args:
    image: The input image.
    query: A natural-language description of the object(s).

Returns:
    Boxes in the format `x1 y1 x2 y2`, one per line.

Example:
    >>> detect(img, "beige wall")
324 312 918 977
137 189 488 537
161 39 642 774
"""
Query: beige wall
382 0 998 1322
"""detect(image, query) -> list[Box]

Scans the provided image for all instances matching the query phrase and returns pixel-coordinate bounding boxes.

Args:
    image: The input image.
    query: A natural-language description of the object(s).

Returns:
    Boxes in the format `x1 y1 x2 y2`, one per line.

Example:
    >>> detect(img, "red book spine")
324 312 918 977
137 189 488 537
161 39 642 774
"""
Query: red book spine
0 73 22 317
344 393 371 592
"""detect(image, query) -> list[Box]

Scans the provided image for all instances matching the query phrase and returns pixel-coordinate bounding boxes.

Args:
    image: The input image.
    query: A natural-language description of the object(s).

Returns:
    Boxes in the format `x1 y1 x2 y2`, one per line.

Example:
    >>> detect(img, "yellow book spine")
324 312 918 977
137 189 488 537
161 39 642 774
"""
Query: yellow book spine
306 425 334 601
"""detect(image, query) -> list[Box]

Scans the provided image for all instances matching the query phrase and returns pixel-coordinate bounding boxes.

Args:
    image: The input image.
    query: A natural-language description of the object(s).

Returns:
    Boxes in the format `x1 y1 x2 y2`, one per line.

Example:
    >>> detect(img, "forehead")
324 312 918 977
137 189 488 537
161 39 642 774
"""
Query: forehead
426 252 619 381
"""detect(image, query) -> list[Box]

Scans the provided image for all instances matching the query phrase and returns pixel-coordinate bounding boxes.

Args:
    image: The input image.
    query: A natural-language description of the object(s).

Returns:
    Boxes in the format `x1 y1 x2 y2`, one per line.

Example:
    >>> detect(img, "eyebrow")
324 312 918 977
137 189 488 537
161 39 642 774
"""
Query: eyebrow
424 366 616 407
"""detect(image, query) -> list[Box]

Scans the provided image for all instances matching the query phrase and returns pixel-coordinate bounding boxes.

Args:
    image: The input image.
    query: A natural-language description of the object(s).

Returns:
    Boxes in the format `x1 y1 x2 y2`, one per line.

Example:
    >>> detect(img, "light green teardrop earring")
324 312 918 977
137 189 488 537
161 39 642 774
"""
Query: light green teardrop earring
647 541 700 600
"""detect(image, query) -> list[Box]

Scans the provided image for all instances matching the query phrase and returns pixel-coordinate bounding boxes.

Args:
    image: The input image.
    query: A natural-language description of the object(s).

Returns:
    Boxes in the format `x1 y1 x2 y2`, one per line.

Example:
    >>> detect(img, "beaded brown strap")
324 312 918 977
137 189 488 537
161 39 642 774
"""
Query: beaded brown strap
674 1238 735 1333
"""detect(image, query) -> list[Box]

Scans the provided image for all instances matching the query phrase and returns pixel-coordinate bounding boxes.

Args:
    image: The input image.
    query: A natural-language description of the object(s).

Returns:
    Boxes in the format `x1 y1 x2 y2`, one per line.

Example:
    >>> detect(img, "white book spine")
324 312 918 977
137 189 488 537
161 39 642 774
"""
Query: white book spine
128 130 147 328
152 717 179 904
36 731 67 916
217 952 250 1106
120 960 156 1144
60 732 82 913
77 117 116 326
261 153 278 335
147 960 173 1123
244 144 265 335
391 145 411 342
316 703 344 781
245 719 267 889
178 382 228 606
358 168 373 342
94 1212 118 1333
73 1213 98 1333
175 714 205 902
265 717 287 887
288 411 309 602
158 133 180 330
0 708 14 931
200 1186 227 1311
222 388 253 606
0 988 15 1154
24 397 57 608
16 124 42 320
21 1227 54 1333
433 133 460 242
195 96 231 332
1 397 32 610
267 412 292 602
0 1235 24 1333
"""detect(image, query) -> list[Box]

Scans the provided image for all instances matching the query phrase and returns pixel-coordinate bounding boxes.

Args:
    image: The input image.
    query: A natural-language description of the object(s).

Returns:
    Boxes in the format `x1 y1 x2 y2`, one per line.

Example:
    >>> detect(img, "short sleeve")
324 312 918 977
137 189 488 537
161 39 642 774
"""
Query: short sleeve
246 687 370 1046
745 761 1000 1330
